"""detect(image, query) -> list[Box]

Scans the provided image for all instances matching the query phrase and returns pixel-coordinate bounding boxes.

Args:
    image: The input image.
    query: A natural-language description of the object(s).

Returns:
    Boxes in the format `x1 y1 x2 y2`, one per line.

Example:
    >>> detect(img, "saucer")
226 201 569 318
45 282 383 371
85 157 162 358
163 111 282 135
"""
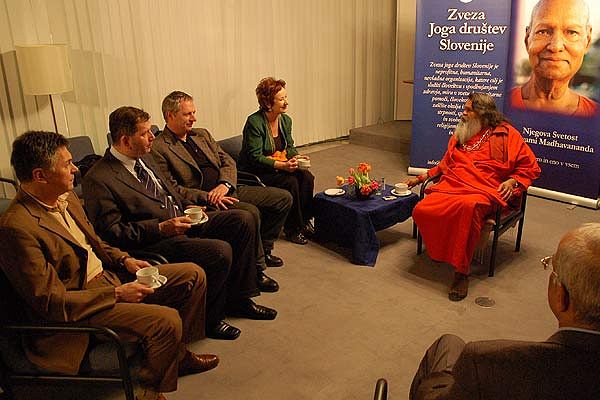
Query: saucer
136 275 167 289
189 214 209 225
391 189 412 197
324 188 345 196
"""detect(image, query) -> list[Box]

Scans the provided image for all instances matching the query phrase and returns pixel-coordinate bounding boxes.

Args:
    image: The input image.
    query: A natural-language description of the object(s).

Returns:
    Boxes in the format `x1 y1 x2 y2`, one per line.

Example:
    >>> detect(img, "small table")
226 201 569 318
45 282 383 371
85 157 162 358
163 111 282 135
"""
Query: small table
313 186 418 266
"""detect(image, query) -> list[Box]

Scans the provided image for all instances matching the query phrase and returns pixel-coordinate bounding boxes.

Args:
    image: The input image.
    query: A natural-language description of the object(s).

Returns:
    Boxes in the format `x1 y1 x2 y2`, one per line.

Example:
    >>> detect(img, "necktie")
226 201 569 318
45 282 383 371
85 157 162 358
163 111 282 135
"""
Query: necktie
134 161 180 218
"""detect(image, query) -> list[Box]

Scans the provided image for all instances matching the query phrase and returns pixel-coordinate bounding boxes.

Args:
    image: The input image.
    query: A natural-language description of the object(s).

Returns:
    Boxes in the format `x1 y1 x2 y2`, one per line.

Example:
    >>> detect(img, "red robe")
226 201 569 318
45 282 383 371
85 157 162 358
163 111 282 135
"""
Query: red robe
510 87 598 117
413 122 541 273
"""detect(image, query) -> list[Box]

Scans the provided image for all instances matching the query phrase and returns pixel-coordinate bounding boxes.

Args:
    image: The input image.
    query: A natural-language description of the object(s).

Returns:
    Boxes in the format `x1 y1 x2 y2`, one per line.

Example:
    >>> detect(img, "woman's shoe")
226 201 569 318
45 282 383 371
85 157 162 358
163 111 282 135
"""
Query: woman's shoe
285 231 308 245
303 220 315 237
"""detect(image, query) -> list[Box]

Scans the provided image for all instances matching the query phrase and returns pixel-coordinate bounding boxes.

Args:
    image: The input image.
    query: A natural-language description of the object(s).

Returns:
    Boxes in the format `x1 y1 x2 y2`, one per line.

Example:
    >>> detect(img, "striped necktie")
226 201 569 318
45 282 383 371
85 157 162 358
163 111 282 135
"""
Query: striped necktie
134 160 180 218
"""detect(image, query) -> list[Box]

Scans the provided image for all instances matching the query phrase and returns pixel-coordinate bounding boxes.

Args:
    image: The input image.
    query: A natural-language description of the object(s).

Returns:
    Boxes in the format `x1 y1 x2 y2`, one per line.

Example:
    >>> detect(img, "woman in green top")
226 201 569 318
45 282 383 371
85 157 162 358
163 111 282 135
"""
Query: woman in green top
239 77 315 245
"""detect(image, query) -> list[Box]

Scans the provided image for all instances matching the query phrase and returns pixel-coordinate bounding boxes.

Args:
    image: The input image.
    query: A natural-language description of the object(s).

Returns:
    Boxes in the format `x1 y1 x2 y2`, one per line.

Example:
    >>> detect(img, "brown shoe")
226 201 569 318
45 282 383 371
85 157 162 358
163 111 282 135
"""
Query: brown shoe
448 272 469 301
135 387 166 400
178 351 219 376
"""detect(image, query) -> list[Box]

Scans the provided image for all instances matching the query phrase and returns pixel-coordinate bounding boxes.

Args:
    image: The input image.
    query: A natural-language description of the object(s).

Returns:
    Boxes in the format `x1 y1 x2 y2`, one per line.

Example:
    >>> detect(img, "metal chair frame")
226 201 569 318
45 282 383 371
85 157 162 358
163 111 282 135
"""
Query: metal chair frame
0 323 135 400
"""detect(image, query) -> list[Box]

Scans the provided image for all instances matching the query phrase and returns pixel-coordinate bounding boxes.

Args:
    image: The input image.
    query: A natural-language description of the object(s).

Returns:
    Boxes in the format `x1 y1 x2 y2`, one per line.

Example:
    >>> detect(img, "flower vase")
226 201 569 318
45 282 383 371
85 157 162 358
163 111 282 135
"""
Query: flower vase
355 189 372 200
346 184 356 197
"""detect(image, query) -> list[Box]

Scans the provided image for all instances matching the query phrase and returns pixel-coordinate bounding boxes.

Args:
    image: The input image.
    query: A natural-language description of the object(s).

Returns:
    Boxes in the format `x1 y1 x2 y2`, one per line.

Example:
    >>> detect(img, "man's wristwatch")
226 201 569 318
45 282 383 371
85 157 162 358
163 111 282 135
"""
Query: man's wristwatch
222 181 234 194
117 255 132 268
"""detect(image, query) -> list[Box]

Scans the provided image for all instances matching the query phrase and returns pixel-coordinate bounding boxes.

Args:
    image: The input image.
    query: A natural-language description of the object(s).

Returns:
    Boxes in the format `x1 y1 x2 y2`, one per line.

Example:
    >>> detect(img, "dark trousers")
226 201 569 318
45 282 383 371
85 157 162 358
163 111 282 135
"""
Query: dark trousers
257 169 314 233
144 209 259 329
410 334 465 400
235 185 292 259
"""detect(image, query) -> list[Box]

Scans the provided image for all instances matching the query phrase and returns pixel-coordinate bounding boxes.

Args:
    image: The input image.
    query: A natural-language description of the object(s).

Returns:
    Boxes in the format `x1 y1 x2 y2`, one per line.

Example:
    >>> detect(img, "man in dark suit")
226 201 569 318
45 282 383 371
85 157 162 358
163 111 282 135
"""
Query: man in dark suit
151 91 292 280
0 130 218 400
410 223 600 400
83 106 278 342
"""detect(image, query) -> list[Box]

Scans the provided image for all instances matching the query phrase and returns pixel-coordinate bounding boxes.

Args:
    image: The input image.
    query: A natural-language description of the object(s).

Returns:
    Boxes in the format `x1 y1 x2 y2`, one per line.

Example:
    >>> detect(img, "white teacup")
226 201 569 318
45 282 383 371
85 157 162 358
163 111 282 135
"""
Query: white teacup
184 207 206 224
394 182 409 193
297 158 311 169
136 266 159 287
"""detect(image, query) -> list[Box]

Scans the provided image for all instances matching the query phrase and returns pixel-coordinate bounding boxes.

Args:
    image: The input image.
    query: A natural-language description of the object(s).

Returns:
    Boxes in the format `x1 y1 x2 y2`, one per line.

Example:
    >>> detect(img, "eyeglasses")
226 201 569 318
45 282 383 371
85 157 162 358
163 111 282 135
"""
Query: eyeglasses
541 255 559 280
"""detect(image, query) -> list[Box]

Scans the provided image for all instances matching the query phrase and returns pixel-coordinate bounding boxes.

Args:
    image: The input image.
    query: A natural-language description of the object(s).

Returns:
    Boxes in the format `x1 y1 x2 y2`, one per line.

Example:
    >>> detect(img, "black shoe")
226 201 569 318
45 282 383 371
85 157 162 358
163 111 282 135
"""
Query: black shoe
207 320 241 340
227 299 277 320
303 220 315 236
265 253 284 268
258 271 279 292
285 231 308 245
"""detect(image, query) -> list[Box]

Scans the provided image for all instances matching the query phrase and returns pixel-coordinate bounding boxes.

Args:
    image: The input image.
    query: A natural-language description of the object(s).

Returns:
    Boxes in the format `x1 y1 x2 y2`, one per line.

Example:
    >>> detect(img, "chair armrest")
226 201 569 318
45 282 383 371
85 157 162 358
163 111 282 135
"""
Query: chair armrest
237 171 266 188
419 173 442 199
0 177 18 191
3 322 120 340
1 322 134 395
373 378 388 400
128 250 170 266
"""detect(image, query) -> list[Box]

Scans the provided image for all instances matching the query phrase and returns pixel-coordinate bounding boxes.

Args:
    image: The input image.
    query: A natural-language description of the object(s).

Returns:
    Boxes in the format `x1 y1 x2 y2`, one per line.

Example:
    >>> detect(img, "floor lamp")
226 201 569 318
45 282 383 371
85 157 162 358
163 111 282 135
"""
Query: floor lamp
15 44 73 133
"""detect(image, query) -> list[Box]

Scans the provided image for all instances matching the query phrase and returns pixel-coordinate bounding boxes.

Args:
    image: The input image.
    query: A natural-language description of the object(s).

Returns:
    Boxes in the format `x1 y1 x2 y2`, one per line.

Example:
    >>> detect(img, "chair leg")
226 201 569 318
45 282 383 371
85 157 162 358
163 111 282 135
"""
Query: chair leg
412 221 417 239
417 231 423 255
515 216 525 252
489 231 500 277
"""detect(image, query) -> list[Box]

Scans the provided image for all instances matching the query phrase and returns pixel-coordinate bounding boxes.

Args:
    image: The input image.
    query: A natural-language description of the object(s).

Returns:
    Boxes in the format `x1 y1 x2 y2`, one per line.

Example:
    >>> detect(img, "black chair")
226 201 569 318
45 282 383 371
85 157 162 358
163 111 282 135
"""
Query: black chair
217 135 265 187
0 323 137 400
67 136 99 197
373 378 388 400
415 174 528 277
0 178 18 216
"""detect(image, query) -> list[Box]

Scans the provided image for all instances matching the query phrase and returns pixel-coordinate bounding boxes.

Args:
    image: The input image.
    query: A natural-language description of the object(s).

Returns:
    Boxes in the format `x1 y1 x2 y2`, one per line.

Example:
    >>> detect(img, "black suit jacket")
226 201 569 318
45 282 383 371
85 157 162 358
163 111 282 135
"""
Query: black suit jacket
82 149 191 249
442 330 600 400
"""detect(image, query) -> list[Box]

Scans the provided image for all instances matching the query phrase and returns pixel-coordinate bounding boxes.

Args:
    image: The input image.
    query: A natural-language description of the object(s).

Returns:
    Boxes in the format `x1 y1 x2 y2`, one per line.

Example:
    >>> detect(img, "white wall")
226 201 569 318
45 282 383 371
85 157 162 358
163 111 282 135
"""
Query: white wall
0 0 397 179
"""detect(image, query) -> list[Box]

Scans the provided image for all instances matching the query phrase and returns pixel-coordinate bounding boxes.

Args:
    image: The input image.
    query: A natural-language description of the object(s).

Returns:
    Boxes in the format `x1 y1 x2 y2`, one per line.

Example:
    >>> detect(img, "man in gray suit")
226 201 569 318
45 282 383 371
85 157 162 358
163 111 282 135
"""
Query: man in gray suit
151 91 292 280
410 222 600 400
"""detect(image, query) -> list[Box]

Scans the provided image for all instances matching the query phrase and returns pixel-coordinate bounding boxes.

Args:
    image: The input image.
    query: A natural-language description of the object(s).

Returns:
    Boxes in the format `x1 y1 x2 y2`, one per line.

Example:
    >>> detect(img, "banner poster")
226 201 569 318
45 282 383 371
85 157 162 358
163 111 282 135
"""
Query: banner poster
504 0 600 199
410 0 512 171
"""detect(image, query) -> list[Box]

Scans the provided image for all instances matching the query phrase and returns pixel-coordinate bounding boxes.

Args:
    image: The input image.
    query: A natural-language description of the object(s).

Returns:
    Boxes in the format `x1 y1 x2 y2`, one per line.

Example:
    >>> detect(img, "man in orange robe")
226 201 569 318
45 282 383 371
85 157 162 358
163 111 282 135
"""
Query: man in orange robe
407 93 541 301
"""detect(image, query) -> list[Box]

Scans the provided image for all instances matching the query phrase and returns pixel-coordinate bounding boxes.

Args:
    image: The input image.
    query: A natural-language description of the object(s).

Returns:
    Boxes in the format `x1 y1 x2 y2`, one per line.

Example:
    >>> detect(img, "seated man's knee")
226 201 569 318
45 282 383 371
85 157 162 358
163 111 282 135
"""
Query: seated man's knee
176 262 207 290
230 209 256 232
279 189 293 208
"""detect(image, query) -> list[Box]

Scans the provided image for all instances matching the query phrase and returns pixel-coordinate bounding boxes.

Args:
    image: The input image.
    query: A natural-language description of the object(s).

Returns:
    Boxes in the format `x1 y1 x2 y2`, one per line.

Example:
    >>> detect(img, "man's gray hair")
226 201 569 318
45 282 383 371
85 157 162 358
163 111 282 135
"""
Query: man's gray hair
554 223 600 328
162 91 194 121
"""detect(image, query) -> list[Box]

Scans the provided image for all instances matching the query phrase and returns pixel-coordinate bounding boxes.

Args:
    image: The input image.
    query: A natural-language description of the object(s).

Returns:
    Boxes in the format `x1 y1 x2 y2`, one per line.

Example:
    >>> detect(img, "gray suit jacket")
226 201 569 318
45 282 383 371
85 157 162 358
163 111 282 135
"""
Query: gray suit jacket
0 190 127 373
82 149 191 250
151 127 237 204
442 330 600 400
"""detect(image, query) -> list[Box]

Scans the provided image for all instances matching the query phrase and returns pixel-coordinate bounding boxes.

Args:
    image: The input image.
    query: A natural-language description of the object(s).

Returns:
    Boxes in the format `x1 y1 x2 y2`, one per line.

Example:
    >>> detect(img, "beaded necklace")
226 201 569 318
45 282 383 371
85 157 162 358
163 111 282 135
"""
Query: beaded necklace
460 128 491 152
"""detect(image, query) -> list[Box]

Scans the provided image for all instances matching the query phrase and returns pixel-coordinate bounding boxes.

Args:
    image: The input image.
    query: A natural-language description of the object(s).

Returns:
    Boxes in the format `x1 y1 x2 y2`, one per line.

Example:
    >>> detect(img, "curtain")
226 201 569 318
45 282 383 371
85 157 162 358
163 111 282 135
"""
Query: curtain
0 0 396 181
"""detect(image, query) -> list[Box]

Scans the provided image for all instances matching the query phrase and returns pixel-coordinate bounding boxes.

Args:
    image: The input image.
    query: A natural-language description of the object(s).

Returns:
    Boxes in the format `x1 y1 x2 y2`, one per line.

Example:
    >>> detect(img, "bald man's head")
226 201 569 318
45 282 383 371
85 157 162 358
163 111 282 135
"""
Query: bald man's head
525 0 592 84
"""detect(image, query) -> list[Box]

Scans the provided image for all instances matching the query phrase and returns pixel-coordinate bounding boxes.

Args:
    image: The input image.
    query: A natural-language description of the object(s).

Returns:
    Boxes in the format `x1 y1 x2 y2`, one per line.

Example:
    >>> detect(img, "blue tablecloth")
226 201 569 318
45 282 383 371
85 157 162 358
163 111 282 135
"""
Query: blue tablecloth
313 186 418 266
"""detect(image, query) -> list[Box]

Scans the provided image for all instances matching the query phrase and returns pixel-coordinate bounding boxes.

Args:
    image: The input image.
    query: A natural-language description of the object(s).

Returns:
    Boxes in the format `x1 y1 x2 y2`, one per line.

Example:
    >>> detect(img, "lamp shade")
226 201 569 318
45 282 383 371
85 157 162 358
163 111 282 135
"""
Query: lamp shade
15 44 73 95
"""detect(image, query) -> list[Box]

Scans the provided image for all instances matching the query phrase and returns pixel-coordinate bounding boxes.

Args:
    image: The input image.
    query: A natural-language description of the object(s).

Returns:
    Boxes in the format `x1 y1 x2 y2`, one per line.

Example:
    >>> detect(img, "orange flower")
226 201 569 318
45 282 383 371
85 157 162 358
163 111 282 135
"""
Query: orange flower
357 162 371 174
336 176 345 186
